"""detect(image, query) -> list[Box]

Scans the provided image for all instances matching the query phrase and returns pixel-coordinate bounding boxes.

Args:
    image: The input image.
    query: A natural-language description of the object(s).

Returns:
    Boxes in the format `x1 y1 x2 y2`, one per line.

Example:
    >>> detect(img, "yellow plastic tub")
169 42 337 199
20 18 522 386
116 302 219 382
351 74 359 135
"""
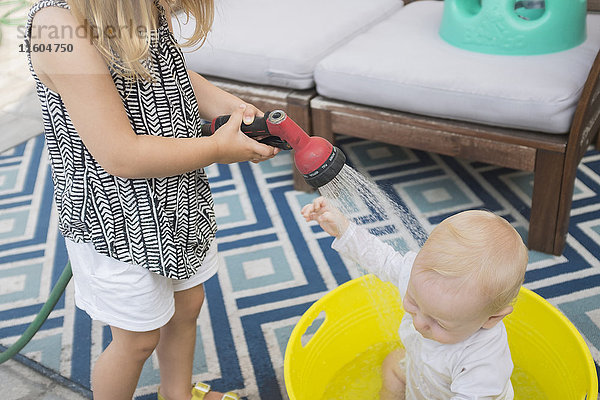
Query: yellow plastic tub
284 274 598 400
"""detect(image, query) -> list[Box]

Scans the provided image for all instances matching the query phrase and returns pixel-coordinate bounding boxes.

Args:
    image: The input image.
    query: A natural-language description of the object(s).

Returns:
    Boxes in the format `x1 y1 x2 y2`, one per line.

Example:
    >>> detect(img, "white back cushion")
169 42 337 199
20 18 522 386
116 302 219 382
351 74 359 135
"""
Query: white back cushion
173 0 404 89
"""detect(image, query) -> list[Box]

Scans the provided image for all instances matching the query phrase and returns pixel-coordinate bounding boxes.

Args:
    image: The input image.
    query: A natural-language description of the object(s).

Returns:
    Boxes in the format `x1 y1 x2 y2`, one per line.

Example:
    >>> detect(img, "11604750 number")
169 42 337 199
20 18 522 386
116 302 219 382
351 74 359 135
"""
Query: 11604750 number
20 43 74 52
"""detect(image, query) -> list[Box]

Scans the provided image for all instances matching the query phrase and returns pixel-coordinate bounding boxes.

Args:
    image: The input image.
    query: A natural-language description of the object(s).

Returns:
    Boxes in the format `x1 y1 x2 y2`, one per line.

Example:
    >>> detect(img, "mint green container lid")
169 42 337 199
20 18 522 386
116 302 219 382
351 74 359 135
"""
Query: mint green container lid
439 0 587 55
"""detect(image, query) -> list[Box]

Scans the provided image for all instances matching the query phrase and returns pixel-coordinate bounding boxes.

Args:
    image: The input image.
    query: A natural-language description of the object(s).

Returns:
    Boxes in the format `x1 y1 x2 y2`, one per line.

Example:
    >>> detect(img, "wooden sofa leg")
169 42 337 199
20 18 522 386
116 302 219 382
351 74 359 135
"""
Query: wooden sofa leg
311 107 335 145
528 150 566 255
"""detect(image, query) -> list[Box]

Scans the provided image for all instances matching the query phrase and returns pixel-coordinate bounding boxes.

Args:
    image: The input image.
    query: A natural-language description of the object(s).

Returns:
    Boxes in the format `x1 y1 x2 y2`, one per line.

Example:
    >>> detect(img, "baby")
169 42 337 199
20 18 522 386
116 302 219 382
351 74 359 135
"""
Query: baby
301 197 528 399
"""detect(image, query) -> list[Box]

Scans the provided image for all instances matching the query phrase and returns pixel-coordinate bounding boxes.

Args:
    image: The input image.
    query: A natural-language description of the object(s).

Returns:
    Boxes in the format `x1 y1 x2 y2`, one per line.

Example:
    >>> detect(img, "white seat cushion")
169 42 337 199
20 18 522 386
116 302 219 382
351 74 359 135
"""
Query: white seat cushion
172 0 404 89
314 1 600 134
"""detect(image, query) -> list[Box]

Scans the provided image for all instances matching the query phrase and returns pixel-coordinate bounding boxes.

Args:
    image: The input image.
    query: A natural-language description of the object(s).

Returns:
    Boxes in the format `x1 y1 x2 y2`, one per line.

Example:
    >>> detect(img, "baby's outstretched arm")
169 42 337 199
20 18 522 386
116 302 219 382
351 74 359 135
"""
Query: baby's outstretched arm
301 197 349 238
302 197 413 285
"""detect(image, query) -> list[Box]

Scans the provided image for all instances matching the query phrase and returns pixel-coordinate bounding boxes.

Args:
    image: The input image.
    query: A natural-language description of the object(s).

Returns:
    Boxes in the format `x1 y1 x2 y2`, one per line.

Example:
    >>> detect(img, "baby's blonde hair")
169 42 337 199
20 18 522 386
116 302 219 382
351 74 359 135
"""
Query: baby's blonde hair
417 210 528 314
69 0 213 81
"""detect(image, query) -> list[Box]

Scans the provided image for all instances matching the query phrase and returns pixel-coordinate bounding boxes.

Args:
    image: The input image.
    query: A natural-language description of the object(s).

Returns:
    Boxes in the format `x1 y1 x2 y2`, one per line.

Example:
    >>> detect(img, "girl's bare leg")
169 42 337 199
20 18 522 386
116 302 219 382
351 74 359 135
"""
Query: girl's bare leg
92 326 160 400
156 284 225 400
380 349 407 400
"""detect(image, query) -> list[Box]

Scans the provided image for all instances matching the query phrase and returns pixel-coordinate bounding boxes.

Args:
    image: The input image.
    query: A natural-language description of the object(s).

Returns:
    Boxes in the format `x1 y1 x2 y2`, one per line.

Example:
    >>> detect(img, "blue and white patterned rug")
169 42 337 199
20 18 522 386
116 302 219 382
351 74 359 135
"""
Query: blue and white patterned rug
1 134 599 399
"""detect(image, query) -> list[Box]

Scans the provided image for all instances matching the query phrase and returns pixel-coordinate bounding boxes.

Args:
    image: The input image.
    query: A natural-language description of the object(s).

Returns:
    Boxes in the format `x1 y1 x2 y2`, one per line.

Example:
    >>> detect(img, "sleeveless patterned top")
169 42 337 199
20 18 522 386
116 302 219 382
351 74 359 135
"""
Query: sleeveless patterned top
24 0 217 279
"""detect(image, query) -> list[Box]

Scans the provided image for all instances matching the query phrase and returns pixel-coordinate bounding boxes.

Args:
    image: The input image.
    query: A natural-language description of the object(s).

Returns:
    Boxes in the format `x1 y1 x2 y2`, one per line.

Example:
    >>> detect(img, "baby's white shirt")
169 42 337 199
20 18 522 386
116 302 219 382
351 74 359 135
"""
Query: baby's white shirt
332 223 514 399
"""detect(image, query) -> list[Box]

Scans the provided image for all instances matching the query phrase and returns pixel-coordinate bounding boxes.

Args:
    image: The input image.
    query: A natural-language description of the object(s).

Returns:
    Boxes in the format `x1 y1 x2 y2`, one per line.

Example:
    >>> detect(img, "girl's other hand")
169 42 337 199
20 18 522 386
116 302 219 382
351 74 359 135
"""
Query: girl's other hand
212 104 279 164
301 196 349 238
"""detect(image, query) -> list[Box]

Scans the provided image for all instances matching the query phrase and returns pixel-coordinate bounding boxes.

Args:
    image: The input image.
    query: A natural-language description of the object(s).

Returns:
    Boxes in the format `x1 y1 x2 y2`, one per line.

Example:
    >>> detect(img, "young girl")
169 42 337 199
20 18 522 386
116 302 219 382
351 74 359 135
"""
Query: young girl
25 1 277 399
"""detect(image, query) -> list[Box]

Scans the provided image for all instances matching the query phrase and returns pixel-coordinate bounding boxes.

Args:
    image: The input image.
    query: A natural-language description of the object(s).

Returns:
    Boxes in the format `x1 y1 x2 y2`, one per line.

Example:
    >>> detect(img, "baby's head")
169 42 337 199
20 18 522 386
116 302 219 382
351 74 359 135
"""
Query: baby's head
403 210 528 344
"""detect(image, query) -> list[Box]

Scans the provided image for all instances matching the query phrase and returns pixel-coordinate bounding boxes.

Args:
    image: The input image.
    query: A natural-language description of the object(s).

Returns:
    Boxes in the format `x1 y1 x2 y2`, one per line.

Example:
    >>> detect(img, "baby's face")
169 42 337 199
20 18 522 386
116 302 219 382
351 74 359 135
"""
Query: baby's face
403 264 491 345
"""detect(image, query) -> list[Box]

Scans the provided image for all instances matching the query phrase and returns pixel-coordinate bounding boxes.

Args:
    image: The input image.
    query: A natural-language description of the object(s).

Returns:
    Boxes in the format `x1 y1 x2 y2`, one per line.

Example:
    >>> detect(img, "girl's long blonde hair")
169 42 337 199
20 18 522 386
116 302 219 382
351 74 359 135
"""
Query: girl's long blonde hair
68 0 213 81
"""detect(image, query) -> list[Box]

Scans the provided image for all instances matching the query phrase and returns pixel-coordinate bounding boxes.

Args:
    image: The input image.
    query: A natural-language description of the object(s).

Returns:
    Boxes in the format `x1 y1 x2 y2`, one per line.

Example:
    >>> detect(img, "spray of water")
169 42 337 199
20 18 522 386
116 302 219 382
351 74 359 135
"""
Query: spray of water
318 164 428 252
314 164 431 399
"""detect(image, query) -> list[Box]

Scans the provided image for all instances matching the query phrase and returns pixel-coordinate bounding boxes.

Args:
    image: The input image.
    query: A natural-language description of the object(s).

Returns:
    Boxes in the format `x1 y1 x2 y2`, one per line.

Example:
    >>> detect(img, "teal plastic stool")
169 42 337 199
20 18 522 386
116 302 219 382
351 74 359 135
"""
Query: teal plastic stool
439 0 587 55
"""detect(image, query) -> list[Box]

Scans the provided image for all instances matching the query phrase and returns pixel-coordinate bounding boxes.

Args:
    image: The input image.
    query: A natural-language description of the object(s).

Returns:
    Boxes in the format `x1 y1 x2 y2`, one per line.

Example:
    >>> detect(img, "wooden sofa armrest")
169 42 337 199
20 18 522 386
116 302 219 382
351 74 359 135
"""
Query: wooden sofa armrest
570 50 600 156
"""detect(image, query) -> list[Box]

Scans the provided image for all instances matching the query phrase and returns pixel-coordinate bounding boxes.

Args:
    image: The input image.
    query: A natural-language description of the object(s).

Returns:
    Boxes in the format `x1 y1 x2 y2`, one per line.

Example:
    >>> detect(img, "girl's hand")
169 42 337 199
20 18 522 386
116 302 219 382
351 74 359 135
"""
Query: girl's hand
301 196 349 238
212 104 279 164
239 103 281 150
240 103 263 126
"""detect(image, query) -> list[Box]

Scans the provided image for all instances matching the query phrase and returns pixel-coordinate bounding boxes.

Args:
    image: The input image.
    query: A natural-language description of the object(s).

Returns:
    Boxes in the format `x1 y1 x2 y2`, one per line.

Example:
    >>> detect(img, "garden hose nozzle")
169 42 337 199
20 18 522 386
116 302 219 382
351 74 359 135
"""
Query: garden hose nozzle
202 110 346 188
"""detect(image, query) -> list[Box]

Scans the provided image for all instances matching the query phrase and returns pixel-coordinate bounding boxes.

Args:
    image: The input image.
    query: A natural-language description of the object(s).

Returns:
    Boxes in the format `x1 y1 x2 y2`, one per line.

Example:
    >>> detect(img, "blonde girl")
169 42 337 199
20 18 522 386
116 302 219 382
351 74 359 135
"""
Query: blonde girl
25 1 277 399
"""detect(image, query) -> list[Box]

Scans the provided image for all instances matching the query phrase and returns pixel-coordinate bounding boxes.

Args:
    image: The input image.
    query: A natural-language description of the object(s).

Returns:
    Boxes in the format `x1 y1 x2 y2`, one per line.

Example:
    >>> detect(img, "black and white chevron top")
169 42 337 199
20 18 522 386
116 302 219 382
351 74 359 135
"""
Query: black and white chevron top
25 0 217 279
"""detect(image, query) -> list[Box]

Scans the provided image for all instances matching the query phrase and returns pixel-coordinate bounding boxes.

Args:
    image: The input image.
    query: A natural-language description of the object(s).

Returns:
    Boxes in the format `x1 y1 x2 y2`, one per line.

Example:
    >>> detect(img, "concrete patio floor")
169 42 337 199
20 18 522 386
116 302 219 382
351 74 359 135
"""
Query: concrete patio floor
0 358 89 400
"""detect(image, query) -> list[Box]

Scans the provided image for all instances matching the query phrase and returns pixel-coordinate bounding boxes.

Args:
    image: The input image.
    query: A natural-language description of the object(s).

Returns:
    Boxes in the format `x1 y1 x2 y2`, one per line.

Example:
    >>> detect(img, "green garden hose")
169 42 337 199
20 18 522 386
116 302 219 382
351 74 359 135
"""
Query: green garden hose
0 262 72 364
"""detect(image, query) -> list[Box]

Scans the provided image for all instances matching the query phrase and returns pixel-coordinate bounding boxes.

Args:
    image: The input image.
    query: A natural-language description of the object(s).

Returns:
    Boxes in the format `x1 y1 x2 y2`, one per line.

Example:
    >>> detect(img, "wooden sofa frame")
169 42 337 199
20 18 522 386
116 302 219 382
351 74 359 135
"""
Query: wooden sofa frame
206 2 600 256
308 32 600 256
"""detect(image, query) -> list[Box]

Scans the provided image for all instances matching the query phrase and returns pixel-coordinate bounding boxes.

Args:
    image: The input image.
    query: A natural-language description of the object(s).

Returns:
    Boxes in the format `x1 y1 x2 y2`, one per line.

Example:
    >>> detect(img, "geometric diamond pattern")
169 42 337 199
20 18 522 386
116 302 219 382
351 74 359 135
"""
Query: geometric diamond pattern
401 177 474 213
0 168 19 191
560 294 600 358
0 262 43 304
1 134 600 399
0 209 29 239
225 246 294 292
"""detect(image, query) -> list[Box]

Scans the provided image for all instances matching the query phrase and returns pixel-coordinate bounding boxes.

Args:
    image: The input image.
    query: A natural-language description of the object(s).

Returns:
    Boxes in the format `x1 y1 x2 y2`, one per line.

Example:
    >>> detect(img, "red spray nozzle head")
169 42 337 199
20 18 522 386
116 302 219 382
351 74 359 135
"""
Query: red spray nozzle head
266 111 346 188
302 146 346 188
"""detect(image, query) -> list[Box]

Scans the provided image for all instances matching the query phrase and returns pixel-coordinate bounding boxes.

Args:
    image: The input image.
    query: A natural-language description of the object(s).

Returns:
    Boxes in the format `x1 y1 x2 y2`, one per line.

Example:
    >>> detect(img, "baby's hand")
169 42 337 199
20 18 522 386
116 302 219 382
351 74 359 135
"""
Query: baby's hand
301 196 349 238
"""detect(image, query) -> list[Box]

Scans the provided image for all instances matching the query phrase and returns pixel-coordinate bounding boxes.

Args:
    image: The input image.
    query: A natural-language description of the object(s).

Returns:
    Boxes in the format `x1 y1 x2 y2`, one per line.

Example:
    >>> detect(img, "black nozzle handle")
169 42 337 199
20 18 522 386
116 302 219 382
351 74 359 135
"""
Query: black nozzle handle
201 114 270 138
201 111 292 150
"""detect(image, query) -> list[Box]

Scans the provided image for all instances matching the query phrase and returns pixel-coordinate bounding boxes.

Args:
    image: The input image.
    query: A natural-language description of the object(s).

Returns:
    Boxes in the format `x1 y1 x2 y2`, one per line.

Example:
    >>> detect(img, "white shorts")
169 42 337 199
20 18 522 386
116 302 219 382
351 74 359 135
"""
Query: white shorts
65 239 220 332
